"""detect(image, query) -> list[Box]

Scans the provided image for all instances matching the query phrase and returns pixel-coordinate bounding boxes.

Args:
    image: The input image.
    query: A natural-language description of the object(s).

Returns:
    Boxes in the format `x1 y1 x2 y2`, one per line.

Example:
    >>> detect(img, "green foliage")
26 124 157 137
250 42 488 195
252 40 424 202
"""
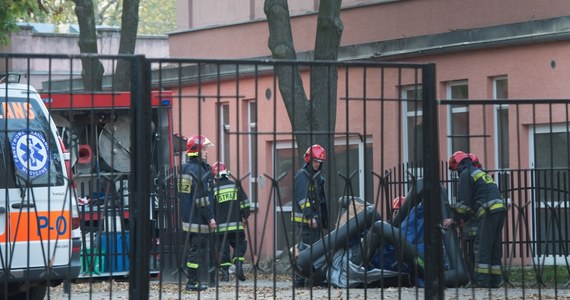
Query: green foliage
94 0 121 28
138 0 176 35
91 0 176 34
0 0 174 45
28 0 76 25
14 0 176 35
0 0 44 44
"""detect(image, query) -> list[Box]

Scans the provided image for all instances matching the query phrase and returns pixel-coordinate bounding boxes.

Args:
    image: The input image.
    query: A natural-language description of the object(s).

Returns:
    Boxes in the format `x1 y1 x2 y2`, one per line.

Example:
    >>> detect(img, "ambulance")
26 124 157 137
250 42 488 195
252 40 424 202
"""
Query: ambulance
0 74 81 299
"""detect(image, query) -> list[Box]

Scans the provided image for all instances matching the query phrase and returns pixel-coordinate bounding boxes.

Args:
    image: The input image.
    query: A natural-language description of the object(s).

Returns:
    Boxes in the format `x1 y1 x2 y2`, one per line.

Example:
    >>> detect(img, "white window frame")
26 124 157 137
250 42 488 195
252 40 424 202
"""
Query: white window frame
493 76 509 168
247 100 258 208
492 76 511 202
401 85 425 190
219 104 230 166
402 85 423 164
446 80 469 157
529 123 570 265
446 80 469 204
272 140 297 256
272 137 369 255
272 137 369 203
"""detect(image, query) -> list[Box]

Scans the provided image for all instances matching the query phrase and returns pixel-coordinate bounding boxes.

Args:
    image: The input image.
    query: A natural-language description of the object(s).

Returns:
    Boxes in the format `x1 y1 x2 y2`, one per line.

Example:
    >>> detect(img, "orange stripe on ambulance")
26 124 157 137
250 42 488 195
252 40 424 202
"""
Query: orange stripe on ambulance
0 212 71 243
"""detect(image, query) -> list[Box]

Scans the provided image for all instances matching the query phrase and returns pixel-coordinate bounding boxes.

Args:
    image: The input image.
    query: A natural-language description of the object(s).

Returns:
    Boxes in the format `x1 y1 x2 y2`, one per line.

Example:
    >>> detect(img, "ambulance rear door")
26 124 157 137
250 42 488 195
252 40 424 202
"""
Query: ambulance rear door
0 88 72 274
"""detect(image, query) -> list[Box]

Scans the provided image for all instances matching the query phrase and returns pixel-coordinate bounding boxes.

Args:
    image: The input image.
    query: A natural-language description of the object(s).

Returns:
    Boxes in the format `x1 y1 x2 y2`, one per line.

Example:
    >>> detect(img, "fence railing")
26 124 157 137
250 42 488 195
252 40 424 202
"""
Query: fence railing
1 53 569 299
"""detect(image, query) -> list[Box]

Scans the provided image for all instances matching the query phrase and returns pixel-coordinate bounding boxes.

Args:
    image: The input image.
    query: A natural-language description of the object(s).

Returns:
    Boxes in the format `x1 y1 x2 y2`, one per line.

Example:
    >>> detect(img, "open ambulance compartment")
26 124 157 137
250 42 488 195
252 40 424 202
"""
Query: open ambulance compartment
41 91 174 277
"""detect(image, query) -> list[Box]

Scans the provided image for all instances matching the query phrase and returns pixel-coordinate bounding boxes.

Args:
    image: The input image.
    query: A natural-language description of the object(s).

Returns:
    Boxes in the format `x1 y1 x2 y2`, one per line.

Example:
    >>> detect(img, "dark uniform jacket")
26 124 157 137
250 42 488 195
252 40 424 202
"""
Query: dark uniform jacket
212 176 251 233
292 164 329 229
178 157 214 234
453 160 505 222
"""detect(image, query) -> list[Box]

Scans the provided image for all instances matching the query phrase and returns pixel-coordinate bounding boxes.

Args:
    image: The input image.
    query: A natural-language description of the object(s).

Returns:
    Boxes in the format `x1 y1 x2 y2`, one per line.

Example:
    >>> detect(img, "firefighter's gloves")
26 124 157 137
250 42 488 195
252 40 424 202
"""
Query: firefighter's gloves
309 218 319 229
209 218 217 230
442 218 455 229
442 218 464 229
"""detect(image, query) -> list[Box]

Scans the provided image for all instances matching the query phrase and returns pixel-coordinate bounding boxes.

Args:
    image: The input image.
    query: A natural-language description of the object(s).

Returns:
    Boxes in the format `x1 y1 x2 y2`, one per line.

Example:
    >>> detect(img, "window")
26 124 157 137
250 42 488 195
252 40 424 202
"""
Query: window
273 144 299 254
447 81 469 203
272 138 373 254
402 85 423 164
333 140 374 204
219 104 230 167
447 81 470 154
247 101 257 206
493 77 510 199
530 124 570 263
0 97 64 187
494 77 509 168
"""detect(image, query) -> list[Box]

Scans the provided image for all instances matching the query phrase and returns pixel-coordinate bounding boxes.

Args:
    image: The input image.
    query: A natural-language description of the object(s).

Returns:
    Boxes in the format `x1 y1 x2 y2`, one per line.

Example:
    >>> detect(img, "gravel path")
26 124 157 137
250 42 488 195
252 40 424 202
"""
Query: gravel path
47 277 570 300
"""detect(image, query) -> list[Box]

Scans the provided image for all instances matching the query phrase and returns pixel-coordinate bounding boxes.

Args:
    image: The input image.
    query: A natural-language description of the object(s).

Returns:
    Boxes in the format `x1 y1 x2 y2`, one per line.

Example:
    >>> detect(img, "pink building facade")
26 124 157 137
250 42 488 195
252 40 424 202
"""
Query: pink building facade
168 0 570 261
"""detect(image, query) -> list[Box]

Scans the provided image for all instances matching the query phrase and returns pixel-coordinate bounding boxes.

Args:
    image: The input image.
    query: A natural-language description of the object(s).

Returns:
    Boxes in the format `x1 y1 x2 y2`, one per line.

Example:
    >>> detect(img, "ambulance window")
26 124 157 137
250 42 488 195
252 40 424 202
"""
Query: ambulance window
0 97 64 187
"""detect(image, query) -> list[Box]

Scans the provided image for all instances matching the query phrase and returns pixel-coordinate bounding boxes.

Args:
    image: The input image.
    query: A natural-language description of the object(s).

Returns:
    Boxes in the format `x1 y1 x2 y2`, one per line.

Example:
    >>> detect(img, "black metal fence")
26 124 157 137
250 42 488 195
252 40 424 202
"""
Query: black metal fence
0 53 569 299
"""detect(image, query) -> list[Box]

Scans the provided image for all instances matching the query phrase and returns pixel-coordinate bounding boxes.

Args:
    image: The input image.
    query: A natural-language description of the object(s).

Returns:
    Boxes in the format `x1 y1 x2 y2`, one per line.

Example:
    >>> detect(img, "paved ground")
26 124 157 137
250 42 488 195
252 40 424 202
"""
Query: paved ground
48 277 570 300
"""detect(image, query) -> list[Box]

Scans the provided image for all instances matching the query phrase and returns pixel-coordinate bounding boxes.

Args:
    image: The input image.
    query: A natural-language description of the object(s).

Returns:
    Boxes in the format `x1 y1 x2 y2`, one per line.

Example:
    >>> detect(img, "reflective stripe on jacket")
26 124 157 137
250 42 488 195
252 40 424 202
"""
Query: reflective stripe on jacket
213 177 251 233
292 165 328 228
476 198 506 218
179 157 214 233
453 160 504 222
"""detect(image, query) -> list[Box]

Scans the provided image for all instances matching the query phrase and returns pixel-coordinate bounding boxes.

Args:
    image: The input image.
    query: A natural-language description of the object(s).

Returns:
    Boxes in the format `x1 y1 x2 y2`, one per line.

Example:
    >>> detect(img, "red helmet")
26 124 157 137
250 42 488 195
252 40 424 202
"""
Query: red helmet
304 144 327 163
212 161 229 178
186 135 214 156
392 196 405 210
448 150 469 170
468 153 482 169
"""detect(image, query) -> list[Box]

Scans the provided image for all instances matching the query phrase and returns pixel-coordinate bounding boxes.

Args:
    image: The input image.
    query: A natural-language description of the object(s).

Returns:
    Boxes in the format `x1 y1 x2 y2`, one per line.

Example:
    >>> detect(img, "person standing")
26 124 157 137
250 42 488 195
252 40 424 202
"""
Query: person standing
211 161 251 282
178 135 216 291
443 151 506 288
292 144 329 287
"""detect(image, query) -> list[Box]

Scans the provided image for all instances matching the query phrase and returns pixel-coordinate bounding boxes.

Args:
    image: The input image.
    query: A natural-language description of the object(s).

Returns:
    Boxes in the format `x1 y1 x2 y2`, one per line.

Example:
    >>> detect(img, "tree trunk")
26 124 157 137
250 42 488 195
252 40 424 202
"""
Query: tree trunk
265 0 343 216
114 0 140 91
264 0 311 157
73 0 104 91
311 0 342 147
311 0 343 214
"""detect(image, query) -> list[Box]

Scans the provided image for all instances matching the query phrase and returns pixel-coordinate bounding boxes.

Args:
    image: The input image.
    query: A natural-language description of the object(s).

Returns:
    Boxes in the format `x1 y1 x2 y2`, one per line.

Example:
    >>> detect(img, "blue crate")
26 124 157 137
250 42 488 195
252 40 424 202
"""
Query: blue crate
100 231 130 272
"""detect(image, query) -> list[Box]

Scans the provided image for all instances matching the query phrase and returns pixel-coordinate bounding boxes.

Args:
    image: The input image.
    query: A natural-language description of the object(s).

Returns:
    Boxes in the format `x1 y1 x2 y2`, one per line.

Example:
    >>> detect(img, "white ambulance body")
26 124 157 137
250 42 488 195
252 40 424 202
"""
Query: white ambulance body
0 74 81 299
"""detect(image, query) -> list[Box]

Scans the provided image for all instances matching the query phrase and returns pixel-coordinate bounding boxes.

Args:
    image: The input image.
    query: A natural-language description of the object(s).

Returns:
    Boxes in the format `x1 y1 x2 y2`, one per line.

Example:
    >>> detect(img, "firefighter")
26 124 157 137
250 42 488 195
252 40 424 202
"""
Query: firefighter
211 161 251 282
178 135 216 291
468 152 482 169
443 151 506 288
292 144 329 287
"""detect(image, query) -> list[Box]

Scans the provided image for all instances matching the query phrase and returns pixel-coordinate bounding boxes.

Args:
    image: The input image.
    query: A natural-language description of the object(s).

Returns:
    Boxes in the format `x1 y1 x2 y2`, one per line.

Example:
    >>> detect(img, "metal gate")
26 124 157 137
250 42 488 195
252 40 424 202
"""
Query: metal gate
0 53 568 299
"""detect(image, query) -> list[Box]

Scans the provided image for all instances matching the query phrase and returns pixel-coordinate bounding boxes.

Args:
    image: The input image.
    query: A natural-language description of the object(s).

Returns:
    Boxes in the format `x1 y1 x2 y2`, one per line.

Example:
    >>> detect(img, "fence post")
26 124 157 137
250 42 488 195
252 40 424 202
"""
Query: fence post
129 55 152 299
422 63 444 299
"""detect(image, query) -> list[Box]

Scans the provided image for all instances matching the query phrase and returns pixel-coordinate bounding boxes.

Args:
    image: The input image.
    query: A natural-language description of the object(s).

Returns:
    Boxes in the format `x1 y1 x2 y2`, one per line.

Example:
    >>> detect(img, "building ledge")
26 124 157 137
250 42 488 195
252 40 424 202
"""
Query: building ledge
340 15 570 61
42 16 570 91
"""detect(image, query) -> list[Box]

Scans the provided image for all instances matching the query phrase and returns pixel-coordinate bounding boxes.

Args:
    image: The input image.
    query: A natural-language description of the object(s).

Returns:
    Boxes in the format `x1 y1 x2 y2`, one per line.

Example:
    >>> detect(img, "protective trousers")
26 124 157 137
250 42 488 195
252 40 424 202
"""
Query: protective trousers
301 225 322 246
295 225 323 286
186 233 209 284
474 211 505 287
218 231 247 266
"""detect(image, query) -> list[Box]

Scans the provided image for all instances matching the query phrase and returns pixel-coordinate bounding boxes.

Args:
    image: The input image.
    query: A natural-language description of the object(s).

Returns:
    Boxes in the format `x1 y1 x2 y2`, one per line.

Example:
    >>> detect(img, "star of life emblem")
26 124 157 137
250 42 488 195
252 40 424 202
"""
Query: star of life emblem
11 131 50 177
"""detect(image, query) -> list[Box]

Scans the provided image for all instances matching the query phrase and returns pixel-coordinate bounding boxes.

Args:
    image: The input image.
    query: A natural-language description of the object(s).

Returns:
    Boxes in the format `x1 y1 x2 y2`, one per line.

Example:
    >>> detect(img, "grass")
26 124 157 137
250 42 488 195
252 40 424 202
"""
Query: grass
505 265 570 288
